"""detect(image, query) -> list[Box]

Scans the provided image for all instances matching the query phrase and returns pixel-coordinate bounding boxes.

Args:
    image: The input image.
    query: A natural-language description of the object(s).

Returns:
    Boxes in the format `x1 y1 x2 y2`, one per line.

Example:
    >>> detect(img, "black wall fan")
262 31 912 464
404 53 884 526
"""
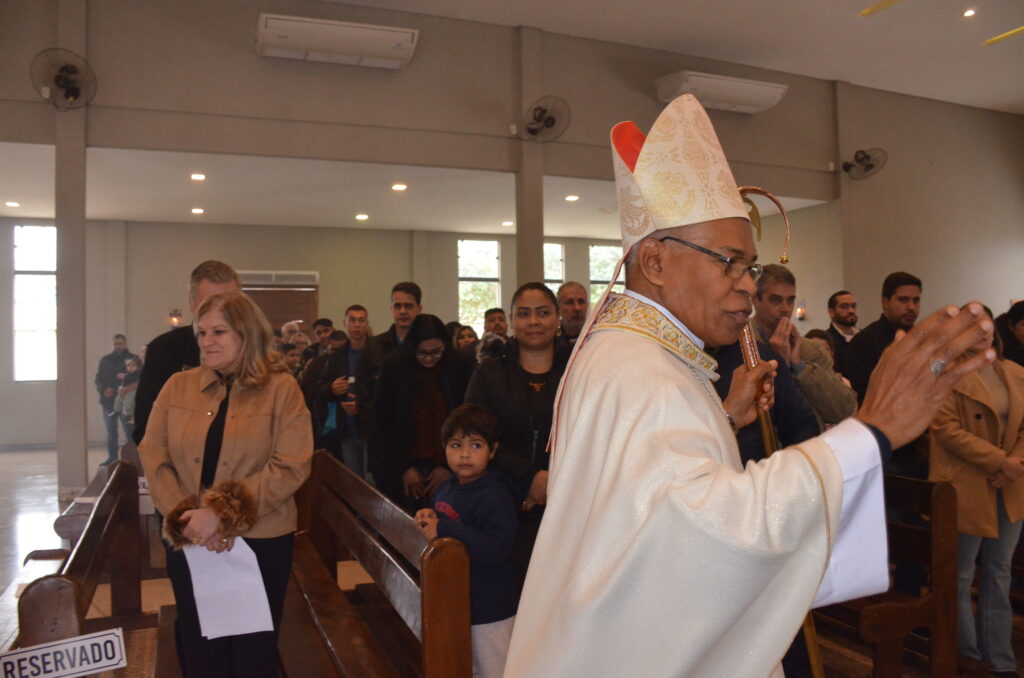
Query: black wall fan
521 96 571 143
842 148 887 180
30 48 98 111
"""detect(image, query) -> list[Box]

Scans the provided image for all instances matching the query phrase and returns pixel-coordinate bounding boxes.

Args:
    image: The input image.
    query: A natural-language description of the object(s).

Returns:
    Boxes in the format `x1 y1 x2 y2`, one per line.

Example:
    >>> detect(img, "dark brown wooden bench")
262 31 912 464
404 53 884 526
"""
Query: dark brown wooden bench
816 475 957 678
296 450 472 678
152 451 471 678
13 460 155 649
0 551 69 651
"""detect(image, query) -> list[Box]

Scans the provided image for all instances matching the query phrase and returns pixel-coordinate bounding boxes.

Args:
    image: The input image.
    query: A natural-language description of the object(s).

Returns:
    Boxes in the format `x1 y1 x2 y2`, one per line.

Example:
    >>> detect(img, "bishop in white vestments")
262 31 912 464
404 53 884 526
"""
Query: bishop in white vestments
503 95 996 678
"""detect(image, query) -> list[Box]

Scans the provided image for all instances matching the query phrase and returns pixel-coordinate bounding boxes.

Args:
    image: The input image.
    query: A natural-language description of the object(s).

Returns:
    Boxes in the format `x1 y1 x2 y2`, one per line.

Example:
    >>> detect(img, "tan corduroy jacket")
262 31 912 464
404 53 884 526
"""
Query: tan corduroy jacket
929 360 1024 538
139 366 313 544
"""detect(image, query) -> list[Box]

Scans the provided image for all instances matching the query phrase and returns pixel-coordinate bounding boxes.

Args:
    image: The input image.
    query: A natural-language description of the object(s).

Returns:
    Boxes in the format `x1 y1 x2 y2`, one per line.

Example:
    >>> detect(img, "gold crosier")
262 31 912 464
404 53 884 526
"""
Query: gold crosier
738 186 825 678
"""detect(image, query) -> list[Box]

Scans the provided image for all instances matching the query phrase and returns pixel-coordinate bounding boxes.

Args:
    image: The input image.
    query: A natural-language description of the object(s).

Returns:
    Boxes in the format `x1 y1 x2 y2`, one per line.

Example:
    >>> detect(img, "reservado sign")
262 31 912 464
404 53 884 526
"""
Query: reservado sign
0 628 126 678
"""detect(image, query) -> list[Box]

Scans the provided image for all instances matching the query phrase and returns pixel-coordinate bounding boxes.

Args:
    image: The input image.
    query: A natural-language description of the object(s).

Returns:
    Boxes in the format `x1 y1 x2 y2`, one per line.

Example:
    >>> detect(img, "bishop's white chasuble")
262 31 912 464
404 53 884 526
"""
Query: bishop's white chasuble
504 293 887 678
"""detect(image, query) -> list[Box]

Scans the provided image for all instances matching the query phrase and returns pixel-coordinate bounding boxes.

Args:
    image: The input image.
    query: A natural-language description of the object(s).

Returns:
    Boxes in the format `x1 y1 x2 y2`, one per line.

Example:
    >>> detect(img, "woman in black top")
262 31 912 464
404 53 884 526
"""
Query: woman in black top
374 314 473 510
465 283 569 587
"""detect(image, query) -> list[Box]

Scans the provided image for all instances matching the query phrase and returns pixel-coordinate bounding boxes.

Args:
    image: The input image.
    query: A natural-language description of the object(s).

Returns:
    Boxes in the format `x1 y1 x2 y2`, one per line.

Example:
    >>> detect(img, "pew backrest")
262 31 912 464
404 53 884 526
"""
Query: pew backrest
303 451 471 678
17 461 141 648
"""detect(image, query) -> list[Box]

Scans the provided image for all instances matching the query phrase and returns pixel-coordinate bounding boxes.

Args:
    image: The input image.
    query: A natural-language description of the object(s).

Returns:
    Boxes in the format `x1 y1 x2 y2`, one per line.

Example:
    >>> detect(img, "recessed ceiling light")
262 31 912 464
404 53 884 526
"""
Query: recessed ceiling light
191 207 204 214
501 220 514 227
391 183 407 191
565 194 580 202
5 201 20 207
355 213 369 221
190 173 206 181
963 8 976 16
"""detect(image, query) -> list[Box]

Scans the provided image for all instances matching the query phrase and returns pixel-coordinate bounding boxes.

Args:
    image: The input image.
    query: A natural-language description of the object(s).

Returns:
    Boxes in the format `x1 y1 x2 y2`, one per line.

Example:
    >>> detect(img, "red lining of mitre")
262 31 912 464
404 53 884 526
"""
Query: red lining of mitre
611 122 645 173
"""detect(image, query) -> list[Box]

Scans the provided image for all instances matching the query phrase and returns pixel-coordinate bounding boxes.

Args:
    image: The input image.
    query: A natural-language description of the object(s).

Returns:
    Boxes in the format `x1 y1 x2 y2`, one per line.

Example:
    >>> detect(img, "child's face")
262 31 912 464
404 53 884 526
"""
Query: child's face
125 360 139 373
445 430 495 485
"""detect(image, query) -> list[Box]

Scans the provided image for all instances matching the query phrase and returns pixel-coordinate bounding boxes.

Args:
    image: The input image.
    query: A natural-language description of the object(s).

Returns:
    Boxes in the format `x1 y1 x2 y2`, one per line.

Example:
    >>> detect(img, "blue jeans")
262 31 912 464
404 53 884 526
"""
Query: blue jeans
957 493 1023 672
341 437 366 479
102 405 131 463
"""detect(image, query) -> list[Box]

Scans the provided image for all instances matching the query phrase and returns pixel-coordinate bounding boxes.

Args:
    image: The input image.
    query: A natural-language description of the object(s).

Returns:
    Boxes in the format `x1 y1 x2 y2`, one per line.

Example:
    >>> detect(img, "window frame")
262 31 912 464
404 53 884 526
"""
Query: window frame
587 244 625 306
12 224 58 383
543 242 565 289
456 239 502 337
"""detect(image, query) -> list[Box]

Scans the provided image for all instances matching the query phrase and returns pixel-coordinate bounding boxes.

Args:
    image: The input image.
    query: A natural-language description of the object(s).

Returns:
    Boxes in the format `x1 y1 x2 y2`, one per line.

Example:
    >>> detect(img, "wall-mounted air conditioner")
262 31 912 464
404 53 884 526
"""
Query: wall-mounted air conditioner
256 13 418 70
655 70 788 114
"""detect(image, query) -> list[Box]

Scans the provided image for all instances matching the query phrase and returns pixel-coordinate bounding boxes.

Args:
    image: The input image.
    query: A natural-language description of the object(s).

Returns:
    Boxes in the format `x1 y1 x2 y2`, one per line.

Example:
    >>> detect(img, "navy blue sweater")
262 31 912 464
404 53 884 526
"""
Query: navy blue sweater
433 470 519 625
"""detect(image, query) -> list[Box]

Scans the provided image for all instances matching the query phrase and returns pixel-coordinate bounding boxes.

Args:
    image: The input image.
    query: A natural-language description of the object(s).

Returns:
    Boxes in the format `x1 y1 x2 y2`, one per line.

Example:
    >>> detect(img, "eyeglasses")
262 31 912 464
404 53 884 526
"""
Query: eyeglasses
415 348 445 361
659 236 763 282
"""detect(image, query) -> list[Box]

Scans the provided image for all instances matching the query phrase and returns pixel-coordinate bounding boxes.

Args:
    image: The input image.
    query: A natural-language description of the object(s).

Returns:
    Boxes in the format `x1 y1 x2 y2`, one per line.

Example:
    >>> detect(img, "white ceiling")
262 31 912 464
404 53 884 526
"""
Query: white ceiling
0 143 821 240
348 0 1024 115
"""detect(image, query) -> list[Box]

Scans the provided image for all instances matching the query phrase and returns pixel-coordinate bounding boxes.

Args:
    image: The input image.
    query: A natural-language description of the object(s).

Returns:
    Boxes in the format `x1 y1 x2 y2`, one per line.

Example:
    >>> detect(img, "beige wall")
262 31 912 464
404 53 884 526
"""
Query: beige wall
837 83 1024 322
2 0 840 196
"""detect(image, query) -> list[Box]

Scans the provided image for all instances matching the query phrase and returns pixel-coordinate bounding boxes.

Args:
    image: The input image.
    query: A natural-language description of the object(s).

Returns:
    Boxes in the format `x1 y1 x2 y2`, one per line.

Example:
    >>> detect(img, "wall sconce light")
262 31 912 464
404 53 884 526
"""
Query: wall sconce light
795 300 807 322
169 309 183 326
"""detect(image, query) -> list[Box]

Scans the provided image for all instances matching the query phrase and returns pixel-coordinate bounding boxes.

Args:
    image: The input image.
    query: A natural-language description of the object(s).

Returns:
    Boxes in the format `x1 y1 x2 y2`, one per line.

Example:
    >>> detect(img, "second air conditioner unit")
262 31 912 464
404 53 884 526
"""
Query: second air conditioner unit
655 70 788 114
256 13 419 70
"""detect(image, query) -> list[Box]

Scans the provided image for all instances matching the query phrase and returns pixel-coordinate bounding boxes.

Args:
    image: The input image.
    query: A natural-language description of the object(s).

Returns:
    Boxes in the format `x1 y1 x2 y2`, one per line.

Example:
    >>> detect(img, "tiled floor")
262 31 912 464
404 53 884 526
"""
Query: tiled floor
0 446 108 591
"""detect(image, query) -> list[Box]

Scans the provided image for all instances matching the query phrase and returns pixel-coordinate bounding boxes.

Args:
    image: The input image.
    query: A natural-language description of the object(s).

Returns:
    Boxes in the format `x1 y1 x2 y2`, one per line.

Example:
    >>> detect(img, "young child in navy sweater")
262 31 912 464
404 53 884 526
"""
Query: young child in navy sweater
415 404 519 678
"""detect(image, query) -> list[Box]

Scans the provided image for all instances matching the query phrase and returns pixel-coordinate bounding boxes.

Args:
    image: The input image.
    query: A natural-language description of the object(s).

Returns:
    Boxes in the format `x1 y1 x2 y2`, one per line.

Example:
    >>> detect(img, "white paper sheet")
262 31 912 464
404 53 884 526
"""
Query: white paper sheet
183 538 274 639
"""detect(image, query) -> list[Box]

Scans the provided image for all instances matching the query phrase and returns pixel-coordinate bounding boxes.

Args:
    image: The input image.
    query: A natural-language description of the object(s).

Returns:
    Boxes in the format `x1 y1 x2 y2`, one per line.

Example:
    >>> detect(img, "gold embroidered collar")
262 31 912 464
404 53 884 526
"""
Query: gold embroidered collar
591 293 719 380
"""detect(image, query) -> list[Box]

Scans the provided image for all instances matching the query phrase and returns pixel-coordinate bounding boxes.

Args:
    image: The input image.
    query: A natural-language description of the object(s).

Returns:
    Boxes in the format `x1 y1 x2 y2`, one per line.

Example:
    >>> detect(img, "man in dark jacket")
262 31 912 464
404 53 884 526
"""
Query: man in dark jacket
314 305 371 477
132 260 240 445
95 334 138 464
824 290 859 376
302 317 334 362
356 282 422 480
845 271 922 405
556 282 589 347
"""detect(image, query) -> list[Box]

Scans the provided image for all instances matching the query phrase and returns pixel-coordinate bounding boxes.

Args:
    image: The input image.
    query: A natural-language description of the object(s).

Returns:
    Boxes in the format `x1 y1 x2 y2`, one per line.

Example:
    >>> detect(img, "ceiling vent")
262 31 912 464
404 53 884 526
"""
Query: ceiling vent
655 70 788 114
256 13 418 70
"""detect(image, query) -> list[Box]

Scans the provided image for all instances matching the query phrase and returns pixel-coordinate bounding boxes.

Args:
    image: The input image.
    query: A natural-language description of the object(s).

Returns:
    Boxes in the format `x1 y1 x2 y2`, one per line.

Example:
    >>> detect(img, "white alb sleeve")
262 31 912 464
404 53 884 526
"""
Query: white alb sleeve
811 418 889 608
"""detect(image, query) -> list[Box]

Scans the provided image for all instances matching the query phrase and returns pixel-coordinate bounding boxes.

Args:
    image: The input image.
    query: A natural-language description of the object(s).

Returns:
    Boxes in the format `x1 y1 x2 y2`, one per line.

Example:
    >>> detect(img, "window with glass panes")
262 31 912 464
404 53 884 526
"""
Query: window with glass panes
543 243 564 295
457 240 501 336
13 225 57 381
588 245 624 307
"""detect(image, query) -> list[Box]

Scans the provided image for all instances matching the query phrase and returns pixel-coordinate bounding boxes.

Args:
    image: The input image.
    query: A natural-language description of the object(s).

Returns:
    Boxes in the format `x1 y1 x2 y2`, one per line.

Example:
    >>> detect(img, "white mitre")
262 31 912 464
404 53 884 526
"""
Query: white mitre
612 93 749 252
549 95 753 451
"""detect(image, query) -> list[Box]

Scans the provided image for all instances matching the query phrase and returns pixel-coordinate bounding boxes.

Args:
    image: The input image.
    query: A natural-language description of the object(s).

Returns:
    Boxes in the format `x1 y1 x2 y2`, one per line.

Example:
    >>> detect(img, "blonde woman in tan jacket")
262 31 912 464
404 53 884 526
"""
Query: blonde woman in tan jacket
140 291 312 678
929 305 1024 678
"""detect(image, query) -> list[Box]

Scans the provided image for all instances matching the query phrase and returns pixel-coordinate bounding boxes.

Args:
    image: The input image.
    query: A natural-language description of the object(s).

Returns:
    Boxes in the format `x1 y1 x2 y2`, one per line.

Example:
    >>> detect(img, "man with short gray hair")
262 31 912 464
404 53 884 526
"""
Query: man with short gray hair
752 264 857 427
132 260 241 444
556 281 589 346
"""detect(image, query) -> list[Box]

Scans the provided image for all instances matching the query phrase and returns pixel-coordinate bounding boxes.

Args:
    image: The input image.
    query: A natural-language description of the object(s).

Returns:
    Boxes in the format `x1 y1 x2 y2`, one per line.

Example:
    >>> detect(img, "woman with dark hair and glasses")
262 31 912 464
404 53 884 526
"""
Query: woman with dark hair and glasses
374 313 474 510
465 282 571 589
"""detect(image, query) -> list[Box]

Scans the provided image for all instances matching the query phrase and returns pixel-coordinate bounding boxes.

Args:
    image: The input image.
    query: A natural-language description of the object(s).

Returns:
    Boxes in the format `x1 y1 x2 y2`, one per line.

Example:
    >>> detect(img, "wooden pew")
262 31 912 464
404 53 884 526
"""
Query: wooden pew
816 475 957 678
14 460 154 649
0 551 69 651
296 450 472 678
53 465 113 542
